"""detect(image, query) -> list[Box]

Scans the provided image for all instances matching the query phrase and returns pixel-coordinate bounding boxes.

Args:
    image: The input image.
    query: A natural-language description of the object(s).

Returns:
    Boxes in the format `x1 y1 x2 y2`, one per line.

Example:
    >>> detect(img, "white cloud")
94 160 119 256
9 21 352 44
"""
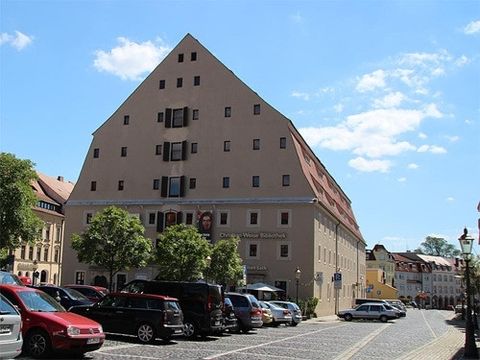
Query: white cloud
464 20 480 34
290 12 304 24
398 177 407 182
333 103 344 113
407 163 419 169
356 69 386 92
348 157 391 173
93 37 172 81
418 132 428 139
0 31 33 50
455 55 470 67
446 197 455 202
291 91 310 101
423 103 443 118
373 91 406 108
417 145 447 154
445 135 459 142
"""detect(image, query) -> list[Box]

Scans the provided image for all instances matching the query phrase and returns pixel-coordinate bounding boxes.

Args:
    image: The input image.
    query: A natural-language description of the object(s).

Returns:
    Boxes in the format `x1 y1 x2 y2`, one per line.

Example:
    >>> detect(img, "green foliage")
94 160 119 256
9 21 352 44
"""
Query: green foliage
155 224 211 281
206 237 243 286
415 236 460 257
71 206 152 291
0 153 43 250
298 297 319 318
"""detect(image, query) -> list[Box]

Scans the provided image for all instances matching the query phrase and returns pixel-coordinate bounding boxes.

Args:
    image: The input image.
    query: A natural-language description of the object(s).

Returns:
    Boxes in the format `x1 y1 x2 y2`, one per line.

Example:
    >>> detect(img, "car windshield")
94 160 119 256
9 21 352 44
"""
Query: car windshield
247 295 260 308
0 272 23 286
62 287 90 301
18 291 66 312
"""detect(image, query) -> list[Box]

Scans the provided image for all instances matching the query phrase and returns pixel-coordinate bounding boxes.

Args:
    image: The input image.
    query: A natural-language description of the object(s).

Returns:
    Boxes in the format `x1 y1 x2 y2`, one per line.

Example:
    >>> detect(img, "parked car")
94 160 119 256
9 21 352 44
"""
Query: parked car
64 284 109 302
338 303 398 322
222 297 238 332
121 280 223 338
70 292 184 343
0 293 23 359
0 284 104 358
34 285 94 310
0 271 24 286
385 299 407 312
225 292 263 333
354 298 388 306
260 301 292 326
269 300 302 326
383 303 405 318
258 301 273 325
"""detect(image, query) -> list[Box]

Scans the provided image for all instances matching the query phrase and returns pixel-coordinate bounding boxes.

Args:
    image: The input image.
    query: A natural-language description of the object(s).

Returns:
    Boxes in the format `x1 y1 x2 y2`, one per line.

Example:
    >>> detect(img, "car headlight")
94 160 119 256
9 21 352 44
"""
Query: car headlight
67 326 81 336
98 325 103 333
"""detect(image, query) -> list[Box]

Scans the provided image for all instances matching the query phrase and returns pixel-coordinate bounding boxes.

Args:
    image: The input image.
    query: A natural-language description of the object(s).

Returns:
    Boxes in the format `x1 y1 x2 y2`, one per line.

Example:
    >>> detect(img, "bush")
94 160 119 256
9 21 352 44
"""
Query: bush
298 297 319 318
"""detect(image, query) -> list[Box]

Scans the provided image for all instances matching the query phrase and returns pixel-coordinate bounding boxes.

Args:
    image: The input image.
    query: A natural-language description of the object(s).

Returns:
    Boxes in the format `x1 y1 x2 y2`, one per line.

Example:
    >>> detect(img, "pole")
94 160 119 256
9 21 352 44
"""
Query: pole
464 258 478 359
295 278 299 304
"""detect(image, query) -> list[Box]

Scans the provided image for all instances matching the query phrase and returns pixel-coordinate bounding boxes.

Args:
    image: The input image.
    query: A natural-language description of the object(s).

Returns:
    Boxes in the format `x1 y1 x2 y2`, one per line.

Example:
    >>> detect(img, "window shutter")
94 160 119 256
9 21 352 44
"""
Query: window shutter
177 211 183 224
165 108 172 128
183 106 189 127
161 176 168 197
180 176 186 197
163 142 170 162
182 141 187 160
156 211 164 232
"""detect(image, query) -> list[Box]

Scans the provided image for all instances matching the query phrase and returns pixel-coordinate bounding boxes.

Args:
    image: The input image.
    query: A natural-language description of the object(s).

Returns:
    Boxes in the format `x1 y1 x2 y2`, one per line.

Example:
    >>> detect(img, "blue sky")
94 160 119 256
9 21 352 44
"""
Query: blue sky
1 1 479 252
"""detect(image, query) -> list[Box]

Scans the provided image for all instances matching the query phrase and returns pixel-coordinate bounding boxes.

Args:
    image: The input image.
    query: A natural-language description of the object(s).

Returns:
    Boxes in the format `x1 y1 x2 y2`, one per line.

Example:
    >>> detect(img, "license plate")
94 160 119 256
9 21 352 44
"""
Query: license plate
0 325 11 334
87 337 100 344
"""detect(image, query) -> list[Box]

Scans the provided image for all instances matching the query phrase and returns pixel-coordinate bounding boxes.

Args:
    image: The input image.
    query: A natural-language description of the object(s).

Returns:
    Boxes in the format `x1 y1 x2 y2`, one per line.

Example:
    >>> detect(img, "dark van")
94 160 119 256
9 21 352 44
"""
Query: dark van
121 280 223 338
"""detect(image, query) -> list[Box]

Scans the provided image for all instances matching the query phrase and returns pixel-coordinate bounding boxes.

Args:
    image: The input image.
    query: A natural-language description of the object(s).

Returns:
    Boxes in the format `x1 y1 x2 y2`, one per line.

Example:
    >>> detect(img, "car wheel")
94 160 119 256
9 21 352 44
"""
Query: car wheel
183 321 197 338
271 321 279 327
344 314 353 321
380 315 388 323
26 330 51 358
137 323 156 343
290 320 298 327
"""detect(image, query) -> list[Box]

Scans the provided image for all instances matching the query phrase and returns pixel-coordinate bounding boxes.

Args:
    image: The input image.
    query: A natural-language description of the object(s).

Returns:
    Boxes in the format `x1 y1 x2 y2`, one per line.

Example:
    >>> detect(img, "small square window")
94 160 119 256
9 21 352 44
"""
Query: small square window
252 176 260 188
191 52 197 61
157 112 164 122
153 179 160 190
118 180 124 191
189 178 196 189
253 104 261 115
86 212 93 224
224 107 231 118
280 137 286 149
155 144 162 155
249 244 258 257
220 212 228 225
90 181 97 191
191 143 198 153
186 213 194 225
93 148 99 158
282 175 290 186
250 212 258 225
223 177 230 188
194 76 200 86
121 147 127 157
253 139 260 150
224 141 231 152
192 109 199 120
123 115 130 125
178 53 184 62
280 244 289 258
148 213 156 225
159 80 165 89
177 78 183 88
281 212 289 225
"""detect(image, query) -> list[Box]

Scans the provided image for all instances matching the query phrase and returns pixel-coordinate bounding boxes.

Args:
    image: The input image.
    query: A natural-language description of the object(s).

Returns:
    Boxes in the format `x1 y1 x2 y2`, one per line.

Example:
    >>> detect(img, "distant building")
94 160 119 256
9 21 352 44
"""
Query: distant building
10 173 74 285
392 253 431 306
366 268 398 300
61 34 366 316
366 244 396 288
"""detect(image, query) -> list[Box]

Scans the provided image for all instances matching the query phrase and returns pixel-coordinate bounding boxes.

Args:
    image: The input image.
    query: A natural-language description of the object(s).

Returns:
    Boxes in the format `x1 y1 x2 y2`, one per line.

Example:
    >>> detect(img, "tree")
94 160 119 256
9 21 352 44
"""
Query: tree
155 224 211 281
0 153 43 251
415 236 461 257
206 237 243 286
71 206 153 291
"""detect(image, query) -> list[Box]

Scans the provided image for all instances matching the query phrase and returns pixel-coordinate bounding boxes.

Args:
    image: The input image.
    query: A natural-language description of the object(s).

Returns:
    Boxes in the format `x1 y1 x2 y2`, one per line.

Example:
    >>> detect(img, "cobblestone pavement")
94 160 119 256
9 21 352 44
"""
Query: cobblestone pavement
18 309 477 359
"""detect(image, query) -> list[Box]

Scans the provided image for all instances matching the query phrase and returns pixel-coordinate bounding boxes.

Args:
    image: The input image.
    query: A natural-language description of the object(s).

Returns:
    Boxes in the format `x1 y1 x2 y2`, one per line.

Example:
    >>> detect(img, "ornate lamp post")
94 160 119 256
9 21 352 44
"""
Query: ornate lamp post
295 267 301 304
459 228 479 359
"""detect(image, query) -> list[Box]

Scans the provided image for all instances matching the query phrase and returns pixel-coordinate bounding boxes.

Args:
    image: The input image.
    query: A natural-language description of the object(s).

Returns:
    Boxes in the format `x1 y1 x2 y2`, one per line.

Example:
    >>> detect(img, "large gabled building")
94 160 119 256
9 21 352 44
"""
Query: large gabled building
62 34 366 315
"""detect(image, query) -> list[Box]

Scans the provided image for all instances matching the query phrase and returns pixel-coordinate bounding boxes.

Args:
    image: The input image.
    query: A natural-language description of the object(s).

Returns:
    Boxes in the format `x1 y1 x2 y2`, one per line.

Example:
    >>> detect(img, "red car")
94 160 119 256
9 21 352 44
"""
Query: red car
64 284 109 302
0 284 105 358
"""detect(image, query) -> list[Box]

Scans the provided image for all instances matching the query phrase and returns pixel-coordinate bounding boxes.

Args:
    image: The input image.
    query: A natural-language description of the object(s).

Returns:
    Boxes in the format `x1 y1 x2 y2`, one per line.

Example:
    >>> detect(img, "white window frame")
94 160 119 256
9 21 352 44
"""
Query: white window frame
216 210 230 227
277 241 291 261
277 209 292 228
183 211 195 225
145 211 157 227
246 241 260 260
246 209 261 227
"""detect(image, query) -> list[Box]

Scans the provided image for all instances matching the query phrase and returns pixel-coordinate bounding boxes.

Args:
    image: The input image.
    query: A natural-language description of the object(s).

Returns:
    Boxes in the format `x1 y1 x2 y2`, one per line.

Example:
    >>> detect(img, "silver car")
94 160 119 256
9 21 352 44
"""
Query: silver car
338 303 398 322
269 301 302 326
0 293 22 359
261 301 292 327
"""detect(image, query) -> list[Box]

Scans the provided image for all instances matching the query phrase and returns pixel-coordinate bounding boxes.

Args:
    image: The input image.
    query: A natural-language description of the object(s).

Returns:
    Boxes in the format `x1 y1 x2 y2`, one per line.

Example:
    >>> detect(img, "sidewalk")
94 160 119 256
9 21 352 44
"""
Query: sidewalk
306 312 478 359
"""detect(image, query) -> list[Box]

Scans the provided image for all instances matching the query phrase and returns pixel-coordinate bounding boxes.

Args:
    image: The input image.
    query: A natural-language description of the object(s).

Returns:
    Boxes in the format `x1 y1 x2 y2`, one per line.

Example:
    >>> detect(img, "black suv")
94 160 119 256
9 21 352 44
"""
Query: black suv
121 280 223 338
34 285 93 310
70 292 184 343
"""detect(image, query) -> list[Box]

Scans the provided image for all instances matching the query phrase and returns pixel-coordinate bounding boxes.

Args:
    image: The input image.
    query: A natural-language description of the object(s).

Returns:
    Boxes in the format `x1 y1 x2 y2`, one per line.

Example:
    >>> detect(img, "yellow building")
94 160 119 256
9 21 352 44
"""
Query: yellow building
366 244 396 288
366 268 398 300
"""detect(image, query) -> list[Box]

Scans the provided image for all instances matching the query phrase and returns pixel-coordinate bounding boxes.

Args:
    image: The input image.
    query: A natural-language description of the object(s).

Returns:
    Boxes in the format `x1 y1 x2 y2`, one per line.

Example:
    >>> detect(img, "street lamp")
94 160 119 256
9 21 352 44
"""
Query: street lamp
32 260 38 286
295 267 301 304
458 228 478 359
205 256 211 284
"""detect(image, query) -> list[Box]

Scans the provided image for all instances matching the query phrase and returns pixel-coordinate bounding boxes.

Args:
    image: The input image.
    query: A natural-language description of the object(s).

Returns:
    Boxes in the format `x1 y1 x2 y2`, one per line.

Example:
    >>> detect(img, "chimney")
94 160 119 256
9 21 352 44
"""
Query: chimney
57 176 64 182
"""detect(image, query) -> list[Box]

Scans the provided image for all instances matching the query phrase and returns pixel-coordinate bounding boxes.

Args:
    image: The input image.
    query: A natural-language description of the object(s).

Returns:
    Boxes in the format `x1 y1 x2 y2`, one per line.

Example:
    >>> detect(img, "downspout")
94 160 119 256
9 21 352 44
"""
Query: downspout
334 222 340 315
